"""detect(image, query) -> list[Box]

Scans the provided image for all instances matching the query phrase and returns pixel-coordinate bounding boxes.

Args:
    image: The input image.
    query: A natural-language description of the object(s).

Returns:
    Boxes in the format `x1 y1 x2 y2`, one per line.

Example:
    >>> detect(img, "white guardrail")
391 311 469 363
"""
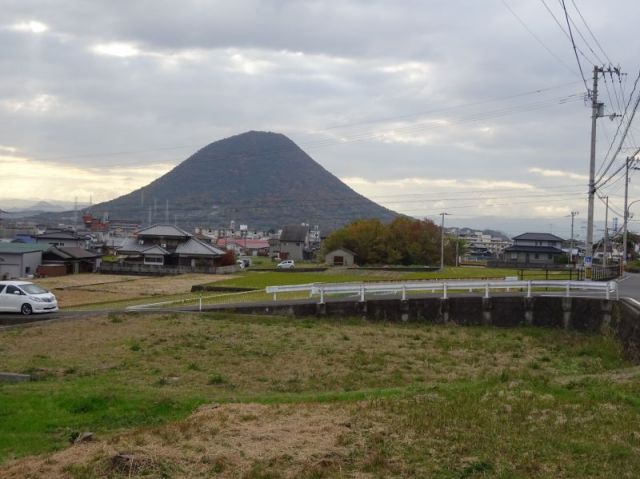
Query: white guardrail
266 280 619 303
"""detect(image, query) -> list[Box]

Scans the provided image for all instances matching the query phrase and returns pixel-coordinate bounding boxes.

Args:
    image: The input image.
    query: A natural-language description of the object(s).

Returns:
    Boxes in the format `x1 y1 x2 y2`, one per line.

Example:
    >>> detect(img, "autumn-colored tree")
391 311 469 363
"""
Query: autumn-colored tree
323 217 458 266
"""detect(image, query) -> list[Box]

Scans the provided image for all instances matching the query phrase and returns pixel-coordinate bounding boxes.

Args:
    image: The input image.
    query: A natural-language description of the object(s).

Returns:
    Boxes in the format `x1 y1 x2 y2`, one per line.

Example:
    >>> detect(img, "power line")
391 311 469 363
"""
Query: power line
501 0 577 75
559 0 589 92
596 68 640 186
569 0 614 65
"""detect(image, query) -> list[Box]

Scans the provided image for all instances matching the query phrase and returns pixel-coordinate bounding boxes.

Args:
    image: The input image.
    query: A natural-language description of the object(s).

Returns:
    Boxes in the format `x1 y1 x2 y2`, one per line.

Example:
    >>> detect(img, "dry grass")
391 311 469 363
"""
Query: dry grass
35 274 235 308
1 313 638 478
0 313 595 393
0 403 354 479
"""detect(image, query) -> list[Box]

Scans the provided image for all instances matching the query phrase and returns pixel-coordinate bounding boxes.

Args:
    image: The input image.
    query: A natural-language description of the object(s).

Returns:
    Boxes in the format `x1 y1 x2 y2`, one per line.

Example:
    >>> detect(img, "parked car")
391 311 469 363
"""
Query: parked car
0 281 58 315
276 260 295 270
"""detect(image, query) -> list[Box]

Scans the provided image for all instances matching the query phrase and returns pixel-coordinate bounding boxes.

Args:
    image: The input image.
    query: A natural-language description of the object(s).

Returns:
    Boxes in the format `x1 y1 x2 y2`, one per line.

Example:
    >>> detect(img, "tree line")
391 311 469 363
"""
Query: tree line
322 217 463 266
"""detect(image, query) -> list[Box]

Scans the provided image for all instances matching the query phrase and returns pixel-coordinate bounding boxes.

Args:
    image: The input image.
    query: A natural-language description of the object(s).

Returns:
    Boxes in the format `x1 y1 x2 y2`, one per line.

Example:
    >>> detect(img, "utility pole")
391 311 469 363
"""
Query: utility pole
623 154 640 266
586 65 622 274
603 196 609 267
568 211 579 265
455 227 460 267
439 212 450 270
586 65 603 274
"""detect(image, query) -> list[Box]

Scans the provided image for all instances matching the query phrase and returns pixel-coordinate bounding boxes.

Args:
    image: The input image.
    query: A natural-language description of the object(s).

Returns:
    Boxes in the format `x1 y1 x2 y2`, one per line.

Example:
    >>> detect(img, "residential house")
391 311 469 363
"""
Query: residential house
41 247 102 275
216 237 270 256
325 248 356 267
502 233 565 266
271 225 310 261
0 243 50 279
105 224 227 274
34 230 88 249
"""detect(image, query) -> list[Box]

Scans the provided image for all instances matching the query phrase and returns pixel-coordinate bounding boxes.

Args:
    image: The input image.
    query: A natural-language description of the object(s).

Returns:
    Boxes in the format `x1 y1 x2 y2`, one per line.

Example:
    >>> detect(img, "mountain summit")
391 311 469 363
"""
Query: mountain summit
91 131 398 230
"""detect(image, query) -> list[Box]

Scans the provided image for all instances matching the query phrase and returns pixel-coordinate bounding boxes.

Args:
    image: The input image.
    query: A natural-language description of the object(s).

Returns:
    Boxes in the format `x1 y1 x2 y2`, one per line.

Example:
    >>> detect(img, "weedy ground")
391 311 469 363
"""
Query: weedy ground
1 312 639 478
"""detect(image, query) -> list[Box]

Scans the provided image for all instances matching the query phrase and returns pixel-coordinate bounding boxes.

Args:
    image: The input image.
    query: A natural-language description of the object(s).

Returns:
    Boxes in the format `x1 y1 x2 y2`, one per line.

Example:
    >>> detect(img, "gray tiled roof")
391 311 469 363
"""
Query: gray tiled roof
176 238 225 257
137 224 192 238
280 225 309 242
513 232 564 242
140 245 170 255
118 237 147 253
36 231 81 240
504 245 564 254
52 247 100 259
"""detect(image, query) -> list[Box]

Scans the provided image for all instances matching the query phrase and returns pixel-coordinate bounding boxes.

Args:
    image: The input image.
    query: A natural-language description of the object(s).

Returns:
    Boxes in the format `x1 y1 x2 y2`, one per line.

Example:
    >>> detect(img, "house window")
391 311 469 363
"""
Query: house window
144 255 164 265
510 253 518 260
534 253 539 259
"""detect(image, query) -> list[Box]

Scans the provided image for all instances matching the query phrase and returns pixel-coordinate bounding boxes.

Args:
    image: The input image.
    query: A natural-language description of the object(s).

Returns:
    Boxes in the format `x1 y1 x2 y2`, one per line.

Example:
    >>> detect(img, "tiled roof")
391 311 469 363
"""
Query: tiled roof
216 238 269 249
280 225 308 242
36 231 82 240
176 238 225 256
504 245 564 254
118 237 147 253
512 232 564 242
136 224 192 238
140 245 170 255
49 247 100 259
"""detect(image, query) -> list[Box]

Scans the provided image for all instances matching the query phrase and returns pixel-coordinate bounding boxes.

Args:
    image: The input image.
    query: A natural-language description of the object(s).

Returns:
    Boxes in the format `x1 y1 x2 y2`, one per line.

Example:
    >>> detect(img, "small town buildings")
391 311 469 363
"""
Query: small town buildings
271 224 310 261
0 243 50 279
502 232 565 266
41 247 102 275
34 230 88 249
216 237 270 256
325 248 356 267
105 224 228 274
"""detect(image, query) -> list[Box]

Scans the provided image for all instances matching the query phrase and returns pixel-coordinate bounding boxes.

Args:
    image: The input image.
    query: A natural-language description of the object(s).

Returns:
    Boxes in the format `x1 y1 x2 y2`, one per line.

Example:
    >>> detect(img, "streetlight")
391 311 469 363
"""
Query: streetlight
624 198 640 265
439 212 450 270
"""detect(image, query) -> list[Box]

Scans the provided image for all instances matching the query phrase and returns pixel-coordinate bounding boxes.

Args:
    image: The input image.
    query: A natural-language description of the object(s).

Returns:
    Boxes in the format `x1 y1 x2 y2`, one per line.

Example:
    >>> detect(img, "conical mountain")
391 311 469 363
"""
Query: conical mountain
91 131 398 230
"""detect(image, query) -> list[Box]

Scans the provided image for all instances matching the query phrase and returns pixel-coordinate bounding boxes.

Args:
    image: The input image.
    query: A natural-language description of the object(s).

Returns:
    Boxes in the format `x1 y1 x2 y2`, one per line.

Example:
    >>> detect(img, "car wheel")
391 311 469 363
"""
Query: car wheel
21 303 33 316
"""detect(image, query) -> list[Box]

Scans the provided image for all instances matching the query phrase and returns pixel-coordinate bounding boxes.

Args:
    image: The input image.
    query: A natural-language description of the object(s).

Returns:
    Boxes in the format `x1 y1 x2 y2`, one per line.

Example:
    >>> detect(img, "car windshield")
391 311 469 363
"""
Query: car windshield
20 284 48 294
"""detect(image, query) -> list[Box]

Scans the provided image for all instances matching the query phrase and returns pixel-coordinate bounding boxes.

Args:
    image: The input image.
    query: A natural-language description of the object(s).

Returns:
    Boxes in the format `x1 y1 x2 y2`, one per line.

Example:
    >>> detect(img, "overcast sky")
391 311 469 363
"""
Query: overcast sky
2 0 640 236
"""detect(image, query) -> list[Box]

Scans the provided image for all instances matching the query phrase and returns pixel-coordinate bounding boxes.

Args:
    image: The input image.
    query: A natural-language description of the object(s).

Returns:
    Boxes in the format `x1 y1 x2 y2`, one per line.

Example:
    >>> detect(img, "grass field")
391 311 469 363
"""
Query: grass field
41 266 581 312
1 312 639 478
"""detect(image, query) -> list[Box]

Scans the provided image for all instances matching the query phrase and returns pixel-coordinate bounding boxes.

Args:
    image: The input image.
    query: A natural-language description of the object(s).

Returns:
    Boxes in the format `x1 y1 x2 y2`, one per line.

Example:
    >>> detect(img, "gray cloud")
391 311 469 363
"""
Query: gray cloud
1 0 640 235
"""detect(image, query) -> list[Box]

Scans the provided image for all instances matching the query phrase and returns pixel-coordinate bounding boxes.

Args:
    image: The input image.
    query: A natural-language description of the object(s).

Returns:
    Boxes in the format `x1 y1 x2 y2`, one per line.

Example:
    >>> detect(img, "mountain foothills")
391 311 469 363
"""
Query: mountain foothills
89 131 398 230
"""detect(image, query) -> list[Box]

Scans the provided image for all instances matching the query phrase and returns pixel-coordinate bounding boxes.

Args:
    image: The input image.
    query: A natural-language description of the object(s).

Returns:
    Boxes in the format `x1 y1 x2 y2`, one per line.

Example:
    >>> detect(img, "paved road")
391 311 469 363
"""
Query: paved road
618 273 640 301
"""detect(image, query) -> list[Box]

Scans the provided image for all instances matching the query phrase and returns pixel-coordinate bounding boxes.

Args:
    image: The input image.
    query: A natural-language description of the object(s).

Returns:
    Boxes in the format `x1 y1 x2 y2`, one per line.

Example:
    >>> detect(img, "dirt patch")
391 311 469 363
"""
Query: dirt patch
0 403 354 478
36 274 236 307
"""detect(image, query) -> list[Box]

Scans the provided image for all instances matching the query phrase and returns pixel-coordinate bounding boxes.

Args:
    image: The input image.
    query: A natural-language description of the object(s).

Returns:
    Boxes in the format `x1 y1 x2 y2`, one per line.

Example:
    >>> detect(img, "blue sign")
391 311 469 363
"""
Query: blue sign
584 256 592 267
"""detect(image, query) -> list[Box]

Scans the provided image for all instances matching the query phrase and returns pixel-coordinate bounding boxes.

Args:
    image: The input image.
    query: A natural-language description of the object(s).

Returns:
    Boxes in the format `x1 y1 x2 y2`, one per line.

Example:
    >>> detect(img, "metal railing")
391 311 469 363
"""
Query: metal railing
266 279 619 303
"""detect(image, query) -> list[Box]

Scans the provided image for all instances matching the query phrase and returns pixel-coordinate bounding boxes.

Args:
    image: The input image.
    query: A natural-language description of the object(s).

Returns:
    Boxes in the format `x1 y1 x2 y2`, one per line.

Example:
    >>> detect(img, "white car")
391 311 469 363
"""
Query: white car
276 260 295 270
0 281 59 315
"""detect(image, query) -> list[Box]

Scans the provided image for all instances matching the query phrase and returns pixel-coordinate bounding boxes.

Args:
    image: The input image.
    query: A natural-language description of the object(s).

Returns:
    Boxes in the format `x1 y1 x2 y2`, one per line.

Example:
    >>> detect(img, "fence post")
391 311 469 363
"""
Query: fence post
443 283 448 299
199 296 202 312
273 291 277 301
606 282 611 300
484 283 490 299
565 282 570 298
527 281 532 298
319 287 325 304
401 285 406 301
360 284 365 302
